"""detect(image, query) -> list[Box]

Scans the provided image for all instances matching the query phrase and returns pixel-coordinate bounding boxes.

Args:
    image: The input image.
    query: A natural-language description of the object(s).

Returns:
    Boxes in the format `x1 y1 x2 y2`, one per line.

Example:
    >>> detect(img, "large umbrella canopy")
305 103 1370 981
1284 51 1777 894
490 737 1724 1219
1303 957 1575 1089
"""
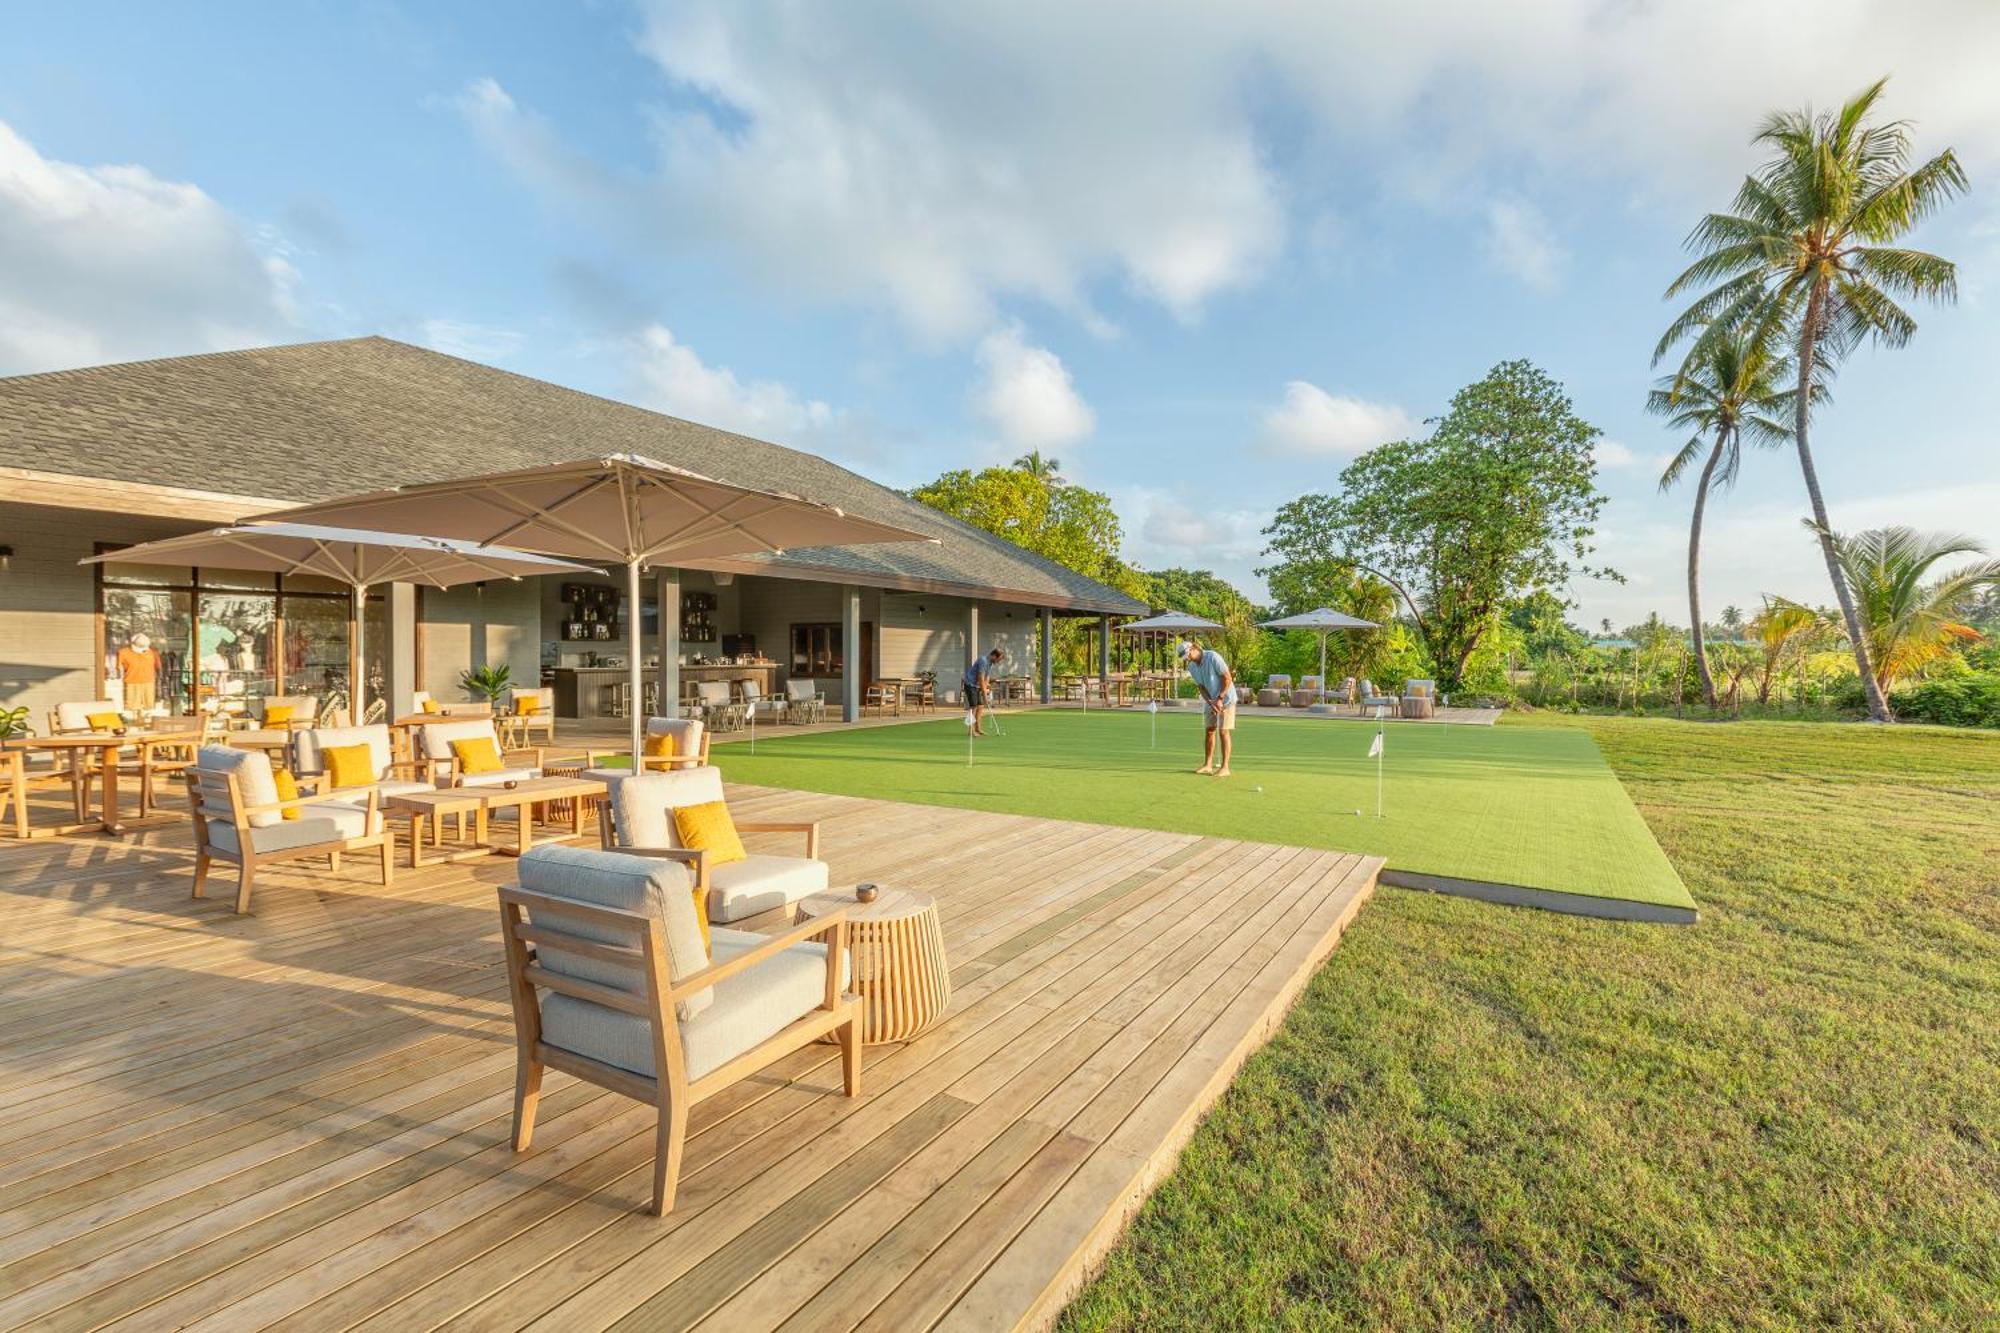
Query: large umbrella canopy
1119 610 1224 686
253 454 935 759
84 524 599 721
1260 606 1381 684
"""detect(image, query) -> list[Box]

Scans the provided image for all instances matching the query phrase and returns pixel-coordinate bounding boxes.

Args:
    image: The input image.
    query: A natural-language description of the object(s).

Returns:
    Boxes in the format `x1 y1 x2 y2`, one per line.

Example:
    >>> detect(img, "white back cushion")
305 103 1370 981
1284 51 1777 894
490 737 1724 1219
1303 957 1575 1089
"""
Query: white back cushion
418 718 501 760
695 681 730 705
295 724 394 780
56 699 120 730
197 745 283 828
612 768 725 849
507 686 555 709
645 717 704 754
259 695 318 723
516 845 711 1019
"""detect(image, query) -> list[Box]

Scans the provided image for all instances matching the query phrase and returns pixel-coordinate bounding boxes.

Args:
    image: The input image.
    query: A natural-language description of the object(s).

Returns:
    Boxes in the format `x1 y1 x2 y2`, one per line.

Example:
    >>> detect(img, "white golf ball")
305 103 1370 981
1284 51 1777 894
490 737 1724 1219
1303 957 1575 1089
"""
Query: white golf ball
1252 785 1263 792
1353 808 1362 817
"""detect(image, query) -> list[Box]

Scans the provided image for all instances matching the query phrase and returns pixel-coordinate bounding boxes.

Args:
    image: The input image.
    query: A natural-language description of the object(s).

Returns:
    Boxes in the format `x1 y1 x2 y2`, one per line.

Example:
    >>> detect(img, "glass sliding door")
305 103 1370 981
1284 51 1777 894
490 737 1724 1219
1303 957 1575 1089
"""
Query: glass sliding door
196 590 277 716
101 586 193 714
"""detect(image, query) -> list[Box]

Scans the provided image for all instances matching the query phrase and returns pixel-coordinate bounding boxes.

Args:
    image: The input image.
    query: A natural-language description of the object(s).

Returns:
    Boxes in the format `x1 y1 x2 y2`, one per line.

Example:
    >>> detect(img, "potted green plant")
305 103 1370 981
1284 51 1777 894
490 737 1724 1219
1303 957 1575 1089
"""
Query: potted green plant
459 664 512 707
0 705 30 740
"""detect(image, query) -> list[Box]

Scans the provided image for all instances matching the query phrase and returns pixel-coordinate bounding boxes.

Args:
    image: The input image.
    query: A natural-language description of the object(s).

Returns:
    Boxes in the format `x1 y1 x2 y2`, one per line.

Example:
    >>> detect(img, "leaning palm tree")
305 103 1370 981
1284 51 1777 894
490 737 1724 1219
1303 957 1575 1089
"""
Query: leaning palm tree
1646 327 1798 707
1822 525 2000 695
1013 450 1063 484
1748 597 1824 706
1656 78 1967 721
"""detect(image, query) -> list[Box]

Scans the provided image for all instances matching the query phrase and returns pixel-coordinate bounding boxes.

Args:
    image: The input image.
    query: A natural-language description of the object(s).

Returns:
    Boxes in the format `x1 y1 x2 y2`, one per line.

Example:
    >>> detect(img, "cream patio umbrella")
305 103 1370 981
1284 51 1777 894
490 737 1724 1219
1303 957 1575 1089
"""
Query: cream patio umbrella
1119 610 1224 697
253 454 935 760
1259 607 1380 687
83 524 600 723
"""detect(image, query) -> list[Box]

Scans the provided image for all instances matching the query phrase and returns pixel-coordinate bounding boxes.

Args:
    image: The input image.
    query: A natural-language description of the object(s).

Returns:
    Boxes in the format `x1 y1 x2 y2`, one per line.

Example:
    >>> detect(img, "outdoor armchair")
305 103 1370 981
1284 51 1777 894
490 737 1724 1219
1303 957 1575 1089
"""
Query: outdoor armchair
1258 674 1292 708
600 767 828 924
639 717 710 772
1292 675 1324 707
255 695 320 728
415 717 545 789
693 680 746 732
498 844 859 1215
186 745 391 913
783 677 826 724
50 699 122 734
504 687 558 746
295 722 434 801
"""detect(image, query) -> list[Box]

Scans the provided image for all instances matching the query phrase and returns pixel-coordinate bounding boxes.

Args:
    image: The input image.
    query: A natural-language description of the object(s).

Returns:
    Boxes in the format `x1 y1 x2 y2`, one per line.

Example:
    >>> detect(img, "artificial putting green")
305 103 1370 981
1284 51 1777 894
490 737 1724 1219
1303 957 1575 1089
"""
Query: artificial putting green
708 709 1695 913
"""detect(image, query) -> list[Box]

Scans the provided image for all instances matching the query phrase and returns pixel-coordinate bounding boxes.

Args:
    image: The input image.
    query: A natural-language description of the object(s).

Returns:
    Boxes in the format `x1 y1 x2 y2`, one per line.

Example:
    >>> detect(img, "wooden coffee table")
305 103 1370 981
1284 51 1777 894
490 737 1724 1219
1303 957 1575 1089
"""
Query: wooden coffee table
385 776 606 866
797 887 951 1044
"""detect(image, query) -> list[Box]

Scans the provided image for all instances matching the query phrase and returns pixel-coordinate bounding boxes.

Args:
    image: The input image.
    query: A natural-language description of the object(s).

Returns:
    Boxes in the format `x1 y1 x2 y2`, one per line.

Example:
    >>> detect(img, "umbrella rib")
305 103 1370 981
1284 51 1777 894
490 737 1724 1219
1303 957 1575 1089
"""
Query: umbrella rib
641 486 798 559
470 480 637 562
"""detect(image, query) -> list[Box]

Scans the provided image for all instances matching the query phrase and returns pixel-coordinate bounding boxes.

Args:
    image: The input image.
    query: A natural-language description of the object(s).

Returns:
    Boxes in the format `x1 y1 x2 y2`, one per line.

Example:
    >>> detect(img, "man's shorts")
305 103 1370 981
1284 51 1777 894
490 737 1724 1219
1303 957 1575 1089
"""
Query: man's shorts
1207 698 1236 732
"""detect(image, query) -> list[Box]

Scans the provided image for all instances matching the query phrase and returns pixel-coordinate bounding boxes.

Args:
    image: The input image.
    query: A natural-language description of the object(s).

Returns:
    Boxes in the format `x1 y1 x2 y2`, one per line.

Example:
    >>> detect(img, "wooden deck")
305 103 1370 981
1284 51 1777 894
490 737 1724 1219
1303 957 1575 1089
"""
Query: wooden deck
0 784 1378 1332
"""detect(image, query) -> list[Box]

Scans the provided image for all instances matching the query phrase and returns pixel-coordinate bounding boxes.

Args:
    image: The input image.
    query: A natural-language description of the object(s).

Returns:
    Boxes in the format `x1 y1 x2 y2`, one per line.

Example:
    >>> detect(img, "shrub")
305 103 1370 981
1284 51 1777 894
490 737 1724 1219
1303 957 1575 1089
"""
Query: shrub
1891 673 2000 728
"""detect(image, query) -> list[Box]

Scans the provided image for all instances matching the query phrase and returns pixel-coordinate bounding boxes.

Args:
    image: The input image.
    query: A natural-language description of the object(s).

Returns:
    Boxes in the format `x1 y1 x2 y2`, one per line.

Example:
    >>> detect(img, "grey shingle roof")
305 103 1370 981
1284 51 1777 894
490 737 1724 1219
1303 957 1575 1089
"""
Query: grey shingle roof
0 337 1144 614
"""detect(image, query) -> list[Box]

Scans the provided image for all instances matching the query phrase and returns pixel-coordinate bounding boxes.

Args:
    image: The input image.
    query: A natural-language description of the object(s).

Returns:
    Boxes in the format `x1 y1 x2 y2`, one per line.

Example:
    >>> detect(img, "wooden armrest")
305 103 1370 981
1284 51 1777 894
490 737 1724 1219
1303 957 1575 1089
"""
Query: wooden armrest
735 820 821 859
606 844 709 889
383 758 426 779
670 909 847 1001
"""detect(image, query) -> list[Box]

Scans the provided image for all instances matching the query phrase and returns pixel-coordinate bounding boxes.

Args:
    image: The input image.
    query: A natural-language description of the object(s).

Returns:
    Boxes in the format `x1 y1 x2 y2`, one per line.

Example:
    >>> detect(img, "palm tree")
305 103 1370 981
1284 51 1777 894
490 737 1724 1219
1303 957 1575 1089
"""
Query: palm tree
1646 327 1797 707
1013 450 1063 484
1748 598 1823 706
1657 78 1967 721
1823 526 2000 694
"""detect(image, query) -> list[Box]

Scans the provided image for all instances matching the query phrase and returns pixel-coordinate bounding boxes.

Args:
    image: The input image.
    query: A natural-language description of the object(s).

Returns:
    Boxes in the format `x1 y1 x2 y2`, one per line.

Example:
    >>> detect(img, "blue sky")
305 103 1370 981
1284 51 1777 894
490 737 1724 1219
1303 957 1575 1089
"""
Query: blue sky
4 1 1997 629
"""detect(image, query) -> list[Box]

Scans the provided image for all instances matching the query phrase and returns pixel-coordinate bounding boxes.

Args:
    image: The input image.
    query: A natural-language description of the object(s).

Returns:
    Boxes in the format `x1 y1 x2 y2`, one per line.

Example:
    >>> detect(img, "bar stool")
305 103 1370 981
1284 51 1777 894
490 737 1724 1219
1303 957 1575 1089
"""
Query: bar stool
605 681 630 719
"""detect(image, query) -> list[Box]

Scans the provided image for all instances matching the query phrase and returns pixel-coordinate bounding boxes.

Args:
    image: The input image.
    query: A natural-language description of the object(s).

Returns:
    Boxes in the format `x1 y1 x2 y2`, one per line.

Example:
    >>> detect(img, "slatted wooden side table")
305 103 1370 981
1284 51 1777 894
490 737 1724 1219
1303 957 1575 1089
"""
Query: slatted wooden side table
797 887 951 1044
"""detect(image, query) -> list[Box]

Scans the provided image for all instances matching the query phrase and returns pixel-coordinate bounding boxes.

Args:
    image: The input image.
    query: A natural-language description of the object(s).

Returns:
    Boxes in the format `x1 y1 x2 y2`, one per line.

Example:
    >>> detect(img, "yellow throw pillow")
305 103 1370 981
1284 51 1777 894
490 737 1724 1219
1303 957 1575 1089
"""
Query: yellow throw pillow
86 711 121 730
690 886 711 953
272 767 301 820
450 735 504 775
672 800 746 867
643 729 678 758
263 704 294 726
420 698 441 714
324 743 376 789
513 696 541 716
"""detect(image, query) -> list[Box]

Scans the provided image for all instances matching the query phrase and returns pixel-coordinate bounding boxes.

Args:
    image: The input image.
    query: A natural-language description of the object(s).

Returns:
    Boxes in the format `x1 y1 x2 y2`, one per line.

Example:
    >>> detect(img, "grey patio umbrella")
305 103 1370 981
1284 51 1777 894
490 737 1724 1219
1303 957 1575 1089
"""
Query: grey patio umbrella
252 454 935 760
1119 609 1224 684
1259 607 1381 685
83 524 599 723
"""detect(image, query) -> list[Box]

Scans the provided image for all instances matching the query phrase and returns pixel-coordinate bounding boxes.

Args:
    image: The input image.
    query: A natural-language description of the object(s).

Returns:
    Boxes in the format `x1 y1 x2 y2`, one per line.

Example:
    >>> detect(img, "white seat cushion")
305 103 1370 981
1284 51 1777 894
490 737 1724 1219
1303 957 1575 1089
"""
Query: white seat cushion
610 767 725 849
207 800 381 854
516 845 711 1020
457 766 539 788
707 855 830 922
539 927 842 1082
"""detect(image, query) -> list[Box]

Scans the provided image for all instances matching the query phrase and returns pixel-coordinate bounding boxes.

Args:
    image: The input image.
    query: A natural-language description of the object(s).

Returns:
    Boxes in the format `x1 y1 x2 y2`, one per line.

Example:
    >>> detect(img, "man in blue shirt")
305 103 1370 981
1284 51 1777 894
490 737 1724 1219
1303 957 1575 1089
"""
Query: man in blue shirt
964 647 1004 737
1181 640 1235 776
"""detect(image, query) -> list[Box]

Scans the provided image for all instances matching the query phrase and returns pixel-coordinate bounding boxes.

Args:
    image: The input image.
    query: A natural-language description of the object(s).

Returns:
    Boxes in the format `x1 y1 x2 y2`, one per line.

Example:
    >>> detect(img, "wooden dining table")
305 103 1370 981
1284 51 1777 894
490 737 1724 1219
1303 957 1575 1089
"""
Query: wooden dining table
2 727 203 836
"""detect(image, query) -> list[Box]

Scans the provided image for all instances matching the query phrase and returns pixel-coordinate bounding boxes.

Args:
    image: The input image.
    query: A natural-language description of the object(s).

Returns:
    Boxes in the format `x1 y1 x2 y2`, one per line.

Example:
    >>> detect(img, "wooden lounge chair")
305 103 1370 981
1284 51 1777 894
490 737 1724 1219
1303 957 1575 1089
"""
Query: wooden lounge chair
638 717 710 772
601 768 828 924
498 844 859 1215
186 745 391 914
783 678 826 724
503 687 558 747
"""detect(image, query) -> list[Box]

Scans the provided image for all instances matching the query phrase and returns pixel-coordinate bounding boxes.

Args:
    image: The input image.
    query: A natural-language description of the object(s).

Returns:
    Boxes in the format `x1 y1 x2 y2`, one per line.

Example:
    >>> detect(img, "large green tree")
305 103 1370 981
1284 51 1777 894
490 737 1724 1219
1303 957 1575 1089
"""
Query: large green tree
1658 78 1966 721
1646 327 1798 707
1260 360 1614 689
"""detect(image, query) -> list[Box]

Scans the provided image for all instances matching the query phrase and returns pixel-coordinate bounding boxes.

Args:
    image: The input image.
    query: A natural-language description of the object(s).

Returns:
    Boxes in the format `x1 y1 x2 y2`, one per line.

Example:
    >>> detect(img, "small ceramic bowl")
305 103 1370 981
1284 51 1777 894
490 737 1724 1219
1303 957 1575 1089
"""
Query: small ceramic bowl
503 779 520 790
855 883 881 904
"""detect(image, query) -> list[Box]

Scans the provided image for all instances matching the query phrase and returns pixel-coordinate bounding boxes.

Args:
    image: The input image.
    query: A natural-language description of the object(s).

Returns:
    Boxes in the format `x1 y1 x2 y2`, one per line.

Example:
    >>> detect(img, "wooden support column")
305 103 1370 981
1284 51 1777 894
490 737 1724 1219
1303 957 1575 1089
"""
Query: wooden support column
841 584 862 723
967 602 981 677
1098 615 1111 688
656 568 680 719
1039 608 1053 703
387 583 418 718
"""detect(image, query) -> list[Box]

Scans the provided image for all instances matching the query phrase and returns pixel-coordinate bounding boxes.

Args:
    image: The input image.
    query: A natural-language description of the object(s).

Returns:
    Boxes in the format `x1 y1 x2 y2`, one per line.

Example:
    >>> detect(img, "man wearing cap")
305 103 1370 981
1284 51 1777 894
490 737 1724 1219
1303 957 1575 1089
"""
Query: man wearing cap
1181 640 1235 776
116 632 161 712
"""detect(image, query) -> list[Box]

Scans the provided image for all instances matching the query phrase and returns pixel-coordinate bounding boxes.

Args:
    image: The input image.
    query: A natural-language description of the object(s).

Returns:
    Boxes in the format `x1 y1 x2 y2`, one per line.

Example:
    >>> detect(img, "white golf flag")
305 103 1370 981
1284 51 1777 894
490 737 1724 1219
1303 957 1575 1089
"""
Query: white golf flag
1368 732 1383 758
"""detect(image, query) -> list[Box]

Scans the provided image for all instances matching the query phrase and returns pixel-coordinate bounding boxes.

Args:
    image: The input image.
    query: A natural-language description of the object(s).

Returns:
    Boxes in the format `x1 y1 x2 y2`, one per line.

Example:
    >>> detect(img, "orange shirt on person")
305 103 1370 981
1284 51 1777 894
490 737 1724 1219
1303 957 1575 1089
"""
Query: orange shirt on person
116 646 160 685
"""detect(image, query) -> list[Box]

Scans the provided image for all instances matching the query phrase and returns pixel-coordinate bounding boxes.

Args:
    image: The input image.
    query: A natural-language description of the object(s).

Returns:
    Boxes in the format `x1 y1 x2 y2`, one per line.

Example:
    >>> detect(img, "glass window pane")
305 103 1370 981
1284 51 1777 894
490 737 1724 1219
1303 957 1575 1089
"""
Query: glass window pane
103 588 193 715
197 592 277 718
101 559 193 587
198 566 277 591
281 597 350 704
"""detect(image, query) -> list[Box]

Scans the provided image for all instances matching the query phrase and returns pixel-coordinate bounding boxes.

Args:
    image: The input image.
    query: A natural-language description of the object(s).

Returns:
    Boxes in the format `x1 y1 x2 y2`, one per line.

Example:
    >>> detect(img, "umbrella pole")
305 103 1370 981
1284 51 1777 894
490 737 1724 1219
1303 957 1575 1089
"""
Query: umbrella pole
352 582 367 724
1319 632 1326 691
627 558 644 765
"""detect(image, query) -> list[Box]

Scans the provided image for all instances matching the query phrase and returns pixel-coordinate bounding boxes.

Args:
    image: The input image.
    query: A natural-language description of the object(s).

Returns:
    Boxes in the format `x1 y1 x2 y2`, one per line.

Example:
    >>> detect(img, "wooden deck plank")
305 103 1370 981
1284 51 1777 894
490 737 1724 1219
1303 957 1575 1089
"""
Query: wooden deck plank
0 782 1379 1333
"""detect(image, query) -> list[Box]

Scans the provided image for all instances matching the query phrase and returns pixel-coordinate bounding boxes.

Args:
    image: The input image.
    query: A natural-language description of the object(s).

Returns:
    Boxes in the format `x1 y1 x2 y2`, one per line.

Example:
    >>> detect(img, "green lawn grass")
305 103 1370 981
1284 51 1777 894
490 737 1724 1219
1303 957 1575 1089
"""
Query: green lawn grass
708 709 1692 910
1058 715 2000 1329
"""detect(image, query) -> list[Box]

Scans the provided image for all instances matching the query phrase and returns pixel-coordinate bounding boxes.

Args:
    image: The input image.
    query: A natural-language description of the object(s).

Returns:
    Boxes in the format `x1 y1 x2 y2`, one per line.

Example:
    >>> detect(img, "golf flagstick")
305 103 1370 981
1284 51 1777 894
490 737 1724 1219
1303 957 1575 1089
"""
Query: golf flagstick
1148 698 1157 748
1369 714 1385 818
965 707 976 766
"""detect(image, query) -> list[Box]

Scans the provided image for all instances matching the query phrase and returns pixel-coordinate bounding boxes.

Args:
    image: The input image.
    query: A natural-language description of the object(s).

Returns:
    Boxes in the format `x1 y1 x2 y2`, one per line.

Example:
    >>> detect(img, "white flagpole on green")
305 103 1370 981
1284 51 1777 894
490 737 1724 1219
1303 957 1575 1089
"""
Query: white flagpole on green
1368 722 1384 818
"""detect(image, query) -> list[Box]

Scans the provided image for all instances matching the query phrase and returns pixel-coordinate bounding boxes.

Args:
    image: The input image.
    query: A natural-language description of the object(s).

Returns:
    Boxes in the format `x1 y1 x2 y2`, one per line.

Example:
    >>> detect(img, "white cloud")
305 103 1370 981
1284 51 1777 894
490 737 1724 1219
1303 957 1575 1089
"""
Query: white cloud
1115 484 1271 594
0 120 296 373
628 323 834 442
456 3 2000 345
1259 382 1417 457
417 319 524 364
1482 197 1564 289
1594 439 1638 468
971 325 1094 451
